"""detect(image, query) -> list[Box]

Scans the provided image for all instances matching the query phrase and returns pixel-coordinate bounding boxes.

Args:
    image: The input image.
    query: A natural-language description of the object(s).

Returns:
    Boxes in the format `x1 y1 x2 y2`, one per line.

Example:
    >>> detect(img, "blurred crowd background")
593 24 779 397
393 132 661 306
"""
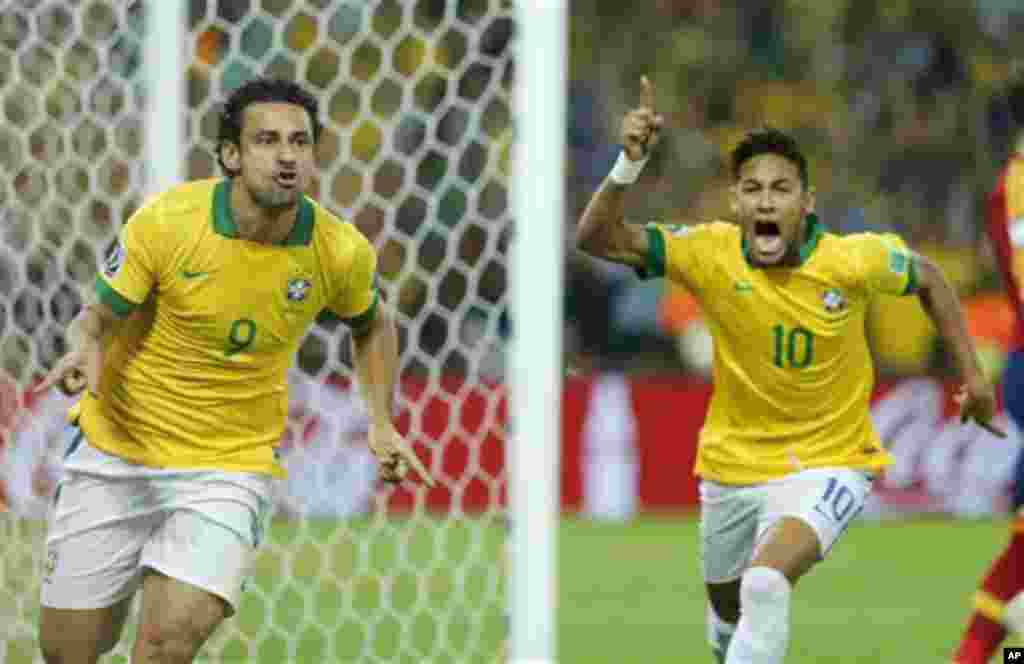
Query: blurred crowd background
3 0 1024 386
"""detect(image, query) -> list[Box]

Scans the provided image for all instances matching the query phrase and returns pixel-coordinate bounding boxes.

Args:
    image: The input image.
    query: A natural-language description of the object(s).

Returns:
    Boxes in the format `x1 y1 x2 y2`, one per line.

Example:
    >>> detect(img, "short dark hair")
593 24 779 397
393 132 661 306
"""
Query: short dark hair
731 128 809 188
217 77 322 176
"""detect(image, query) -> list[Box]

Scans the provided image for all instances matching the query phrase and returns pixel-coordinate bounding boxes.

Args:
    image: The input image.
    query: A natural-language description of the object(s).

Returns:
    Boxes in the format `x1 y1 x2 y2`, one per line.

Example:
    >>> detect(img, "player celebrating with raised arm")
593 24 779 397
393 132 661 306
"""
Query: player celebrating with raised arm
576 76 1004 664
952 76 1024 664
33 77 433 664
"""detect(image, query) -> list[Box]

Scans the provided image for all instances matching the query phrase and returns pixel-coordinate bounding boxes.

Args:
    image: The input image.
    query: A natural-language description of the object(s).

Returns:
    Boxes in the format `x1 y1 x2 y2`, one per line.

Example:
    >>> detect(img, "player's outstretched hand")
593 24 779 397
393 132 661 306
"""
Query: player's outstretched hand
621 75 664 162
369 421 436 488
34 341 102 398
955 381 1006 438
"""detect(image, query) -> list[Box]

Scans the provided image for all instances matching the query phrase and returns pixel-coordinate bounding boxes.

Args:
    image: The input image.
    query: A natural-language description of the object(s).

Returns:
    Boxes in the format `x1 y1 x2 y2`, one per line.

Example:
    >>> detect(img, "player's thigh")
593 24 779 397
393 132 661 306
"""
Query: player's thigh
748 516 822 584
133 567 229 661
699 479 761 585
133 501 263 660
139 475 272 617
39 596 132 661
39 477 152 659
754 467 873 569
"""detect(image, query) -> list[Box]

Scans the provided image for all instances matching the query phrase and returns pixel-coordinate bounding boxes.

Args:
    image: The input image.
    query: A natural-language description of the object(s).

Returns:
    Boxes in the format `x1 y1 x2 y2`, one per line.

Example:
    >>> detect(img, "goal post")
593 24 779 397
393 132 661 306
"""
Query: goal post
0 1 535 662
508 1 567 663
144 0 186 194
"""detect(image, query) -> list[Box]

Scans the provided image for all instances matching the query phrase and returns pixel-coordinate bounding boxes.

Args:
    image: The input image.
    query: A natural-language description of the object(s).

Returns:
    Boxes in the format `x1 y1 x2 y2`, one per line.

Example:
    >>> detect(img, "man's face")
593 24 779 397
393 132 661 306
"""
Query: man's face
227 101 316 210
731 153 814 267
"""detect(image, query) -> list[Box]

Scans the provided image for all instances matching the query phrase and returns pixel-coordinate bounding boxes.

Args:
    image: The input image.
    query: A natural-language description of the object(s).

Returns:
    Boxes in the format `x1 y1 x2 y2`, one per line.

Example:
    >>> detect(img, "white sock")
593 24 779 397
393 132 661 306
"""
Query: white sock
707 603 737 663
725 567 791 664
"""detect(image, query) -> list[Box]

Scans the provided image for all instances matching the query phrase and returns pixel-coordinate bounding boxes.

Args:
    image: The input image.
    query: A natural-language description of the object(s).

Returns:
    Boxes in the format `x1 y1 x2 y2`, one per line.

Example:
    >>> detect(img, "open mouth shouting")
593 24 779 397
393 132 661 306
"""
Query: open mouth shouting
752 220 785 261
274 171 298 189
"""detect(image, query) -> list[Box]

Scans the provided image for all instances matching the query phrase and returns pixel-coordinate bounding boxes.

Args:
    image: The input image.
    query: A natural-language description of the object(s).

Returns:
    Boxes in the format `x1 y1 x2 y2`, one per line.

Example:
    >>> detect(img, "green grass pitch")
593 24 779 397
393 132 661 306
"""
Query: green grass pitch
559 515 1023 663
4 514 1023 662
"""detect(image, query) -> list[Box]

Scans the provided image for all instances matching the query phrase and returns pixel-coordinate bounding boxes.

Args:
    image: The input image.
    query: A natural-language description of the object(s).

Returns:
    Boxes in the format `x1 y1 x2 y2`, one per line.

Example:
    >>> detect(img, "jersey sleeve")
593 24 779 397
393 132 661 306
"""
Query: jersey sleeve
326 229 380 334
95 206 163 316
635 223 712 292
853 233 917 297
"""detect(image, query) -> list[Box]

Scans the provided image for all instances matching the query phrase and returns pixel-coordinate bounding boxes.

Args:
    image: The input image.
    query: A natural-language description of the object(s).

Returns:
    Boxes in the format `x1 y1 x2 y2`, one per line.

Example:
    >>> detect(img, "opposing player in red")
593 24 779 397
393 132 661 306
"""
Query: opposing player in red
952 76 1024 663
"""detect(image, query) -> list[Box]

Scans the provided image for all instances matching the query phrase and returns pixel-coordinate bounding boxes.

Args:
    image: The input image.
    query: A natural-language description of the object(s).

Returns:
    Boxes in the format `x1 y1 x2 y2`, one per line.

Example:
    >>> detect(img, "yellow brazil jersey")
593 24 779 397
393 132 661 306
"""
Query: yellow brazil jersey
640 215 915 484
71 178 378 477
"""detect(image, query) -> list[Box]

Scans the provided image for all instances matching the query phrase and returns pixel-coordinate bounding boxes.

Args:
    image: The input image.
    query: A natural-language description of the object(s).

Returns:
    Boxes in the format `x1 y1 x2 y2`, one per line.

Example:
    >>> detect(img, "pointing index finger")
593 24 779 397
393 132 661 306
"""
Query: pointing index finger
640 75 656 111
34 366 63 393
400 443 436 488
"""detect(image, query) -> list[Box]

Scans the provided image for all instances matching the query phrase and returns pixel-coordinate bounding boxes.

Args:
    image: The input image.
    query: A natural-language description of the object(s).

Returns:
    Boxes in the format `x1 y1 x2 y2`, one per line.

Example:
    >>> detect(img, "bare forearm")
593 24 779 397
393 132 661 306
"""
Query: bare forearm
916 264 984 385
351 310 399 424
42 300 120 396
575 178 629 254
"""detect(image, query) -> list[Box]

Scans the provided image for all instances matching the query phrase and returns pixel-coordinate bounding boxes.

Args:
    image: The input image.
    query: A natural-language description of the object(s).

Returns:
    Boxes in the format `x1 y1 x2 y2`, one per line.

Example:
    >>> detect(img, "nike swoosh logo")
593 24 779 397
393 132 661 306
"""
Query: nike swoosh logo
182 270 210 279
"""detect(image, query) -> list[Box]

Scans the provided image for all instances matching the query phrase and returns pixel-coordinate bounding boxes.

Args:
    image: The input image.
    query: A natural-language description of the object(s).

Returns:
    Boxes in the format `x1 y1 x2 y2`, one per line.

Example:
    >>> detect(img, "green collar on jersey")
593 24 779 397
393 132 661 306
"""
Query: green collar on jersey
741 213 824 267
212 178 315 246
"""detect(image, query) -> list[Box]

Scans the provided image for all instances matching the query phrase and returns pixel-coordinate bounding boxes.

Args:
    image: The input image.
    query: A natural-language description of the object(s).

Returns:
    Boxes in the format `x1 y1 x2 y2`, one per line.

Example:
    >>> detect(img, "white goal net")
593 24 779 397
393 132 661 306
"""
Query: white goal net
0 1 512 661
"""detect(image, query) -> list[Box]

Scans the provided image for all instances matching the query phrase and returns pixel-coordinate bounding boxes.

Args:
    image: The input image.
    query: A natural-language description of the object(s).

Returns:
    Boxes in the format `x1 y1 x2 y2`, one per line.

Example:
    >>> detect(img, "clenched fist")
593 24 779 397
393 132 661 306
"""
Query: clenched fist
621 75 664 161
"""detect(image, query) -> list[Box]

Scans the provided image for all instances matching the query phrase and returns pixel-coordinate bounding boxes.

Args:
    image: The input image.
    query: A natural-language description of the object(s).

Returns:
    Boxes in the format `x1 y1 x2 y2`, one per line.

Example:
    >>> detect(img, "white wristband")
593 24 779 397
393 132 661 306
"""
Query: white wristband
608 151 650 185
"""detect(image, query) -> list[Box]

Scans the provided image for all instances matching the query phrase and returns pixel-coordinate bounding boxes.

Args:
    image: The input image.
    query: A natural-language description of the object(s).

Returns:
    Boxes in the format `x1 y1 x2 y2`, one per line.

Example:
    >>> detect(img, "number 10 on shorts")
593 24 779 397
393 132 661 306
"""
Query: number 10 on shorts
815 477 856 524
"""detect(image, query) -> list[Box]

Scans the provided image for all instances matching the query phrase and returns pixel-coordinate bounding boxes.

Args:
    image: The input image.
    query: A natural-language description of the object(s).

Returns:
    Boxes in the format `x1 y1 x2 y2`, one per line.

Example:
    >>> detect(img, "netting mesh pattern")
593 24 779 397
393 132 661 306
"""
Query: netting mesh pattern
1 1 512 661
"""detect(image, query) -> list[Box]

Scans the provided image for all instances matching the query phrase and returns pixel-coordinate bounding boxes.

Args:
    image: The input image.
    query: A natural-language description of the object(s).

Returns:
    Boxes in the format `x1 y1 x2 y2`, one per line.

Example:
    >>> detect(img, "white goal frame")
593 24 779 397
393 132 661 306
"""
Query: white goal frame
507 2 566 663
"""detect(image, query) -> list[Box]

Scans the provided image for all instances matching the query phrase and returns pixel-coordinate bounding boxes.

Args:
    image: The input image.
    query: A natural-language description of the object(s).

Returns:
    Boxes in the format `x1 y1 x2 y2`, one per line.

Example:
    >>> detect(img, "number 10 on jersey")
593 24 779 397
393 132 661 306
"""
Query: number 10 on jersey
772 324 814 369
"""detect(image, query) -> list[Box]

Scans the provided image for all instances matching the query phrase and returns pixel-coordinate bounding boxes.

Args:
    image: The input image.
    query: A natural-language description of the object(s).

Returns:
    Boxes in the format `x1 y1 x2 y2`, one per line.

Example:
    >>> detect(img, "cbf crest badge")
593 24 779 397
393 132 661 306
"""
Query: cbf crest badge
822 288 847 313
286 278 312 302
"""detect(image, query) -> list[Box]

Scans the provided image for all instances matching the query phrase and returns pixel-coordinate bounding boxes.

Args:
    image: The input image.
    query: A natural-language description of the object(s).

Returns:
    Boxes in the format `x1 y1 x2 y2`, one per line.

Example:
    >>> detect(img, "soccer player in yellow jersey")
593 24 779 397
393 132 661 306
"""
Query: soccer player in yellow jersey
577 76 1004 663
33 78 433 664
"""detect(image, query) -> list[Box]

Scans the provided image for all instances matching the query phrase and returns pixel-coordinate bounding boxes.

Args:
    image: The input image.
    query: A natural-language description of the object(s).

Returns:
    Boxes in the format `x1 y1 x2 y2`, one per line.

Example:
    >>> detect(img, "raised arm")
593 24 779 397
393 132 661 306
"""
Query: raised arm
576 180 649 266
575 76 663 267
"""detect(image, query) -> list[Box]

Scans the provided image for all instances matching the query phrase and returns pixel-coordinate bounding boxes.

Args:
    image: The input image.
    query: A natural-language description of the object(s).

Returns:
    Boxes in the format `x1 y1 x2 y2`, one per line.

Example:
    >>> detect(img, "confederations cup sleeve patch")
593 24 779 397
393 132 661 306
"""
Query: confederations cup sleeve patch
103 240 125 278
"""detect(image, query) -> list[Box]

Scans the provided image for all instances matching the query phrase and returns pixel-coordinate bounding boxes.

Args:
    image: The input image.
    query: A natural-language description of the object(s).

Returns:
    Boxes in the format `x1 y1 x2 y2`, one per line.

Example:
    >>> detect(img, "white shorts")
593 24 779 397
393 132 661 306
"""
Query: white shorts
699 467 873 584
40 426 274 614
